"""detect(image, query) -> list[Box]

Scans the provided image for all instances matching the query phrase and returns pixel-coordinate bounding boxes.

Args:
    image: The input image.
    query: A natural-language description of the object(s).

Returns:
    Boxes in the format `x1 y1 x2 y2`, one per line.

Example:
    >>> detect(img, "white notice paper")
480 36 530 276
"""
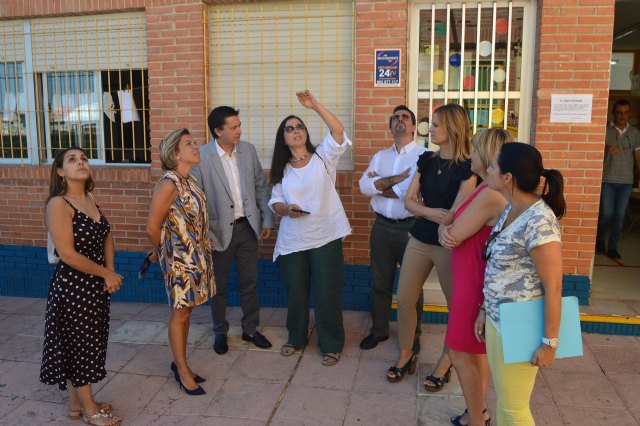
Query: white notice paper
550 94 592 123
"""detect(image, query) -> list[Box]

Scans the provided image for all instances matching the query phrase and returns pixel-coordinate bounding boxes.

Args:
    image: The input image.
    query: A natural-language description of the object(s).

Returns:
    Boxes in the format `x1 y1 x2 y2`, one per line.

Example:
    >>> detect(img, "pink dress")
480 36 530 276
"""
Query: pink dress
444 184 491 354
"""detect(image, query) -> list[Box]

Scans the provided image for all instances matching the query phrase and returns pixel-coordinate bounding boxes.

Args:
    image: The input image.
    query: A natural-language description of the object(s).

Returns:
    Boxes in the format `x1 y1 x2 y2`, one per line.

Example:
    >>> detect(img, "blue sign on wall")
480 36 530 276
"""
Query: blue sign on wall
374 49 401 87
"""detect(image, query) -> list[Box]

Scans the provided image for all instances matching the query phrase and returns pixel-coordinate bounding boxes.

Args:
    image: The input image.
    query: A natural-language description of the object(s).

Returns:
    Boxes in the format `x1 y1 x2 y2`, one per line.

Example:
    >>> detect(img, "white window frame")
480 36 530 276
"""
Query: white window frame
407 0 536 142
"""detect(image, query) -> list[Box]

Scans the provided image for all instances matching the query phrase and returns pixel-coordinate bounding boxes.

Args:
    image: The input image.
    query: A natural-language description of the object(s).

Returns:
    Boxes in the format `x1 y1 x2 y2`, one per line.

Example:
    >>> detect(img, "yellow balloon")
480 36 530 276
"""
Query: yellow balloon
433 70 445 86
492 108 504 125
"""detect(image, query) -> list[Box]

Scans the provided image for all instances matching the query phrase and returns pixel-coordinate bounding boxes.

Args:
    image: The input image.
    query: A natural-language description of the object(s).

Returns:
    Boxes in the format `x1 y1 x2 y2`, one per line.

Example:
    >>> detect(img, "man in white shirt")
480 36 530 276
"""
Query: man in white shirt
358 105 428 350
192 106 274 355
596 99 640 259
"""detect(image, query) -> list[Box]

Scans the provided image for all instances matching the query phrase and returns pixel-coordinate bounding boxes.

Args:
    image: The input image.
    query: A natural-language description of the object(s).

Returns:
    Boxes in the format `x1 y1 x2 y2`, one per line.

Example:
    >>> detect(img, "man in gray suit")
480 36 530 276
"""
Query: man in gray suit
192 106 274 354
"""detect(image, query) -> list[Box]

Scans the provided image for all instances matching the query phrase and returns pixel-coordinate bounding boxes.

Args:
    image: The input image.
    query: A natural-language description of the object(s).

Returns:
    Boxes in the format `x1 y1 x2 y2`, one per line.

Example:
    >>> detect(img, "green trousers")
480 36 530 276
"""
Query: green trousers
277 238 345 353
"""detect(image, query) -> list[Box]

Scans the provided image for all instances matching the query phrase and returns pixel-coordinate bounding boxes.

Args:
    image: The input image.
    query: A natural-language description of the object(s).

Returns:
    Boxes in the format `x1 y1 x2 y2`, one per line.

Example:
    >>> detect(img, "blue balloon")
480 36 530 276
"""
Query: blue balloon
449 53 461 68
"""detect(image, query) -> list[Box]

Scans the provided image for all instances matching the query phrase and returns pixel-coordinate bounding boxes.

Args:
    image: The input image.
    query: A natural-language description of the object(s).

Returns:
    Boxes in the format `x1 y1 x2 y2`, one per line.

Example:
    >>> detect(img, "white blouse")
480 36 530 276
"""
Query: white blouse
269 131 352 260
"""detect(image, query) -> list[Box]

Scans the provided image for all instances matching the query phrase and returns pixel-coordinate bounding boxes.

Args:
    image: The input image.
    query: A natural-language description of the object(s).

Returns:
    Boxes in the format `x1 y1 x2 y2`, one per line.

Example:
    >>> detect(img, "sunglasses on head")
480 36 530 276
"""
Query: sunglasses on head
284 123 306 133
482 230 501 261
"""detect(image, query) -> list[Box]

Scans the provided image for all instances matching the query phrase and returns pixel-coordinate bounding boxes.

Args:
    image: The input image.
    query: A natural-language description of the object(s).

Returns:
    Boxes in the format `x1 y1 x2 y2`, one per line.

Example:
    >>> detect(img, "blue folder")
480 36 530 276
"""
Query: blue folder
499 296 583 364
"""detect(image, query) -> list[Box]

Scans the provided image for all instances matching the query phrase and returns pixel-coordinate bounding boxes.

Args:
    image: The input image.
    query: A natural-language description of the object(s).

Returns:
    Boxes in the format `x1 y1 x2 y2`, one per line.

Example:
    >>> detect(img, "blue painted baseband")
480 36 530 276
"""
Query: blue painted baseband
3 245 629 335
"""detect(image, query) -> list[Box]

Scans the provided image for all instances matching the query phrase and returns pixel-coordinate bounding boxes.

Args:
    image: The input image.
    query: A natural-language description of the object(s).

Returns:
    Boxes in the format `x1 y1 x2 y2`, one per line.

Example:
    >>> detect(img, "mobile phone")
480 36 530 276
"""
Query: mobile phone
138 253 152 279
291 208 310 215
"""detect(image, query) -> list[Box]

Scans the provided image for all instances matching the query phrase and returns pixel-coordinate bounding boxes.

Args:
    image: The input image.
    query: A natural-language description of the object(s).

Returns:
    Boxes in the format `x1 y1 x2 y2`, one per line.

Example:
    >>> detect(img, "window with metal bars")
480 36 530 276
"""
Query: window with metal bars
207 0 355 170
408 1 534 145
0 12 150 164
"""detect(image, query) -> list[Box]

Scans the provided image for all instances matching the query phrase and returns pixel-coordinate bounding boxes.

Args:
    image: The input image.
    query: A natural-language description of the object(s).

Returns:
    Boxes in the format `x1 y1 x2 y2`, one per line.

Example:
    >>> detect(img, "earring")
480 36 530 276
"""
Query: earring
177 156 181 160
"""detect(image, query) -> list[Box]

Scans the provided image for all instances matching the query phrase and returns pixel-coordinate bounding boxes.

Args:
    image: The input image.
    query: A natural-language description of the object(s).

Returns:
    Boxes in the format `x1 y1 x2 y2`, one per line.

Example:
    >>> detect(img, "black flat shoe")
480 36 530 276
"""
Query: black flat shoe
173 369 206 396
214 334 228 354
359 333 389 350
171 362 205 384
451 408 491 426
242 331 272 349
424 366 452 392
387 355 417 383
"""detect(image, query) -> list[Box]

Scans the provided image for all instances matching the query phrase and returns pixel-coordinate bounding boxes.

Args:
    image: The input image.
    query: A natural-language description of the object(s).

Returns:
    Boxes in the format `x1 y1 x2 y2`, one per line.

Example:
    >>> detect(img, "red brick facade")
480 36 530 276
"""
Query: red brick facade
0 0 615 279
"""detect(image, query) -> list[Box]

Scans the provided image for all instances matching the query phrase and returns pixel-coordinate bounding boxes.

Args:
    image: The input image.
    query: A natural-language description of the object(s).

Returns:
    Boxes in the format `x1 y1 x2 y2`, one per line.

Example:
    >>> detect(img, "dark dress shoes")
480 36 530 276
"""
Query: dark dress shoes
214 334 228 354
242 331 272 349
359 333 389 350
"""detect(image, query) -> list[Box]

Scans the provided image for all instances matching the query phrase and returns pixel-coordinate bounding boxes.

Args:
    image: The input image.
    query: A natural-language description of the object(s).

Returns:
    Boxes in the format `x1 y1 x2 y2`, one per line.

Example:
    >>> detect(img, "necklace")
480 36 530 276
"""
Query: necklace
289 152 310 163
436 156 449 175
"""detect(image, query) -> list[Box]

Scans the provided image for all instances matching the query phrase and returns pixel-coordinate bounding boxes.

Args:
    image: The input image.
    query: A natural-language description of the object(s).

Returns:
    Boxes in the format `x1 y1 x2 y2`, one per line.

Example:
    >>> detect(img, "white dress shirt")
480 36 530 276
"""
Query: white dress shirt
359 140 428 220
216 140 245 220
269 132 352 260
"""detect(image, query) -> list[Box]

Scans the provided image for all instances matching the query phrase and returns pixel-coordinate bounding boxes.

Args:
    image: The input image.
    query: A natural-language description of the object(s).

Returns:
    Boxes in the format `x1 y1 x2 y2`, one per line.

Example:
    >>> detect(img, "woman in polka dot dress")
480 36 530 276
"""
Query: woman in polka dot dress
40 148 123 426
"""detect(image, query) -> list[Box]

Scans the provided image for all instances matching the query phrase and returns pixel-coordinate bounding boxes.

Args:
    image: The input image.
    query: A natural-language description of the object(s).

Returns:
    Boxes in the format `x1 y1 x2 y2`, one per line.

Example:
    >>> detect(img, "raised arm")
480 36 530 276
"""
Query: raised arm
297 90 344 144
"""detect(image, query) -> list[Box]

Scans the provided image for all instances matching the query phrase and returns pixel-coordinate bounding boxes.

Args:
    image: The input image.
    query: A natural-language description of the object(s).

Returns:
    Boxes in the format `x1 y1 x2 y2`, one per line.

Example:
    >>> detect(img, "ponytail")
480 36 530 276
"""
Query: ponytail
541 169 566 219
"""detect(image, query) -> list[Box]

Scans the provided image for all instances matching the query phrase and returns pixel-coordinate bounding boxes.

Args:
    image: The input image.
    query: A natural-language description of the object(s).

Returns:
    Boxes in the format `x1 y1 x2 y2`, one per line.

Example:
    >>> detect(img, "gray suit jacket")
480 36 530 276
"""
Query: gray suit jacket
192 139 274 251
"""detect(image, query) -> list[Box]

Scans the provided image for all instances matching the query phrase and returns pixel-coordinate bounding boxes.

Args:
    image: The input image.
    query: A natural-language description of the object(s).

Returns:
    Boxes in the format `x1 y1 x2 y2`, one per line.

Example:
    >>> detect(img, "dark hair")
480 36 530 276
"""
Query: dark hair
497 142 566 219
612 99 630 112
388 105 417 128
208 106 239 138
269 115 316 185
47 147 95 204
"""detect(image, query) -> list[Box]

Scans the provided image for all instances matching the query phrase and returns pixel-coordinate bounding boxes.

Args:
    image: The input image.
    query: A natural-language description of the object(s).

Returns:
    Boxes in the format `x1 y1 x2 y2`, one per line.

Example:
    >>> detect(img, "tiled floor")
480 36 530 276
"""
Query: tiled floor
0 296 639 425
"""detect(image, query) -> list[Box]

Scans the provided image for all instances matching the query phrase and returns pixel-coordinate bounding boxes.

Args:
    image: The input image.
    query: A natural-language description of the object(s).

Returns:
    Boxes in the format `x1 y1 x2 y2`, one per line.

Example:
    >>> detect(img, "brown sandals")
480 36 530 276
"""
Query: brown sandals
68 402 113 420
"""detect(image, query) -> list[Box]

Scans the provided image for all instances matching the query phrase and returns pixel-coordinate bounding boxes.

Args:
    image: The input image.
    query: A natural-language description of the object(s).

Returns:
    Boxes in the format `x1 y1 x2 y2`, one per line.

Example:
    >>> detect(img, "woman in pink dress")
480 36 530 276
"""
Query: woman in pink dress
439 128 513 426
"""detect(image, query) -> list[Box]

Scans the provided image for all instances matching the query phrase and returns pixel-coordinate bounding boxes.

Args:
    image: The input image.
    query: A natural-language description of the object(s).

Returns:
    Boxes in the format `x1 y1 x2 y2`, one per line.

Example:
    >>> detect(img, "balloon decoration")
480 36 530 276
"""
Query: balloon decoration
492 108 505 125
434 22 446 36
496 18 508 35
463 75 475 90
494 68 506 83
479 41 492 57
433 70 445 86
449 53 461 68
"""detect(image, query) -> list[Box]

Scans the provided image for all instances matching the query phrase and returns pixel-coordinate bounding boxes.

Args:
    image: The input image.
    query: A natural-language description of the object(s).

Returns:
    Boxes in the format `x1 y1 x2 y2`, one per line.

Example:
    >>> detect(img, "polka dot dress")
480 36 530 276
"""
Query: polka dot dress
40 199 111 391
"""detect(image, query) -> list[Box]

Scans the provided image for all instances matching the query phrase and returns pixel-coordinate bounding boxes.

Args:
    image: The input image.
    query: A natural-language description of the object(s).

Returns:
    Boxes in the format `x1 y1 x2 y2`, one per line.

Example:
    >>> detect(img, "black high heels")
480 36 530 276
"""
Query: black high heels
450 408 491 426
387 355 417 383
173 368 206 395
424 365 453 392
171 362 206 383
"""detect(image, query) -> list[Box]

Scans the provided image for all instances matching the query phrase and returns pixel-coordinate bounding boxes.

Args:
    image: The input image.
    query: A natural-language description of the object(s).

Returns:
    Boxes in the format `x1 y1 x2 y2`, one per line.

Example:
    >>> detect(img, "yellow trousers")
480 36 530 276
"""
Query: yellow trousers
486 321 538 426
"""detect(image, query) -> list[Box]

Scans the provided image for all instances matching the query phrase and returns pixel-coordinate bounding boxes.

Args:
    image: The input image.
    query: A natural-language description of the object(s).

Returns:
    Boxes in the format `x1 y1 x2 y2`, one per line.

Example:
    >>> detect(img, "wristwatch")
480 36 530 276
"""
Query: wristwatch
542 336 559 349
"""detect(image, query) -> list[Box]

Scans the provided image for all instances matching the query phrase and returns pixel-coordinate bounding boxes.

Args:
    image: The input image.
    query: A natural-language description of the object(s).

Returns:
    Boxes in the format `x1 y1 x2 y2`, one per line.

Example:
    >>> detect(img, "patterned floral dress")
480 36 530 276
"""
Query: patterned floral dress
40 197 111 390
159 171 215 308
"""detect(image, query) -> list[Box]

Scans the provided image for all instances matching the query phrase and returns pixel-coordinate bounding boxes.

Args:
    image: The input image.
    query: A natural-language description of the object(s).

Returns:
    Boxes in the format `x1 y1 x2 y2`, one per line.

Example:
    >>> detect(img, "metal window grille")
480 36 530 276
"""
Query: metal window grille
207 0 355 169
0 12 149 164
408 1 535 143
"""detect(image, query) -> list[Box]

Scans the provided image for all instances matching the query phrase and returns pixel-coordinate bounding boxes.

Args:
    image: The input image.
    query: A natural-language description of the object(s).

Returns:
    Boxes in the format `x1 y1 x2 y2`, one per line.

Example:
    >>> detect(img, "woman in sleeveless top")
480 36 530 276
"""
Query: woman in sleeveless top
439 129 513 426
146 129 215 396
40 148 123 426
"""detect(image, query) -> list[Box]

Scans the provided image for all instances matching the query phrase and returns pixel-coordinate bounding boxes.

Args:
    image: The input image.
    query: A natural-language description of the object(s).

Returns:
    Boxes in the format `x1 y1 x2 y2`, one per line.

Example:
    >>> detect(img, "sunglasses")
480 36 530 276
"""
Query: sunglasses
284 123 306 133
481 230 501 261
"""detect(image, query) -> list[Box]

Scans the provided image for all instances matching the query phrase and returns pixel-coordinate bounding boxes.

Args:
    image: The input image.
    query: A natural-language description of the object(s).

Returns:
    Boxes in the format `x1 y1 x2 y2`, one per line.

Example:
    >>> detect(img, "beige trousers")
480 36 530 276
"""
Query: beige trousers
396 236 453 349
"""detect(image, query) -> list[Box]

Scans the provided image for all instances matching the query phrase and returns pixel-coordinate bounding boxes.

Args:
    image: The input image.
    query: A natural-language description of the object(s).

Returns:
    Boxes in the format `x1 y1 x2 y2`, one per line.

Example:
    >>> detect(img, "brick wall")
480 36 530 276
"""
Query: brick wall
532 0 615 277
0 0 618 304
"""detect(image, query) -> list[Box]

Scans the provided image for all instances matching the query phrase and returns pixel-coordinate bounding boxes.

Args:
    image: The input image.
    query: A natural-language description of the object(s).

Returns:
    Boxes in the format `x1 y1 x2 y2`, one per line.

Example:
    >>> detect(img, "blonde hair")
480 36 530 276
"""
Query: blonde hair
471 128 514 169
159 128 190 171
433 104 471 163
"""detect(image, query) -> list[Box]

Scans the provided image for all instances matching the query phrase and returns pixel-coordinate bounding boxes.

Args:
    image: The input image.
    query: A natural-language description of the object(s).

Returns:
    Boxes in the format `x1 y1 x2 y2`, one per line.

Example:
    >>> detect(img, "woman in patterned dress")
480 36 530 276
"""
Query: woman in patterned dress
146 128 215 396
40 148 123 426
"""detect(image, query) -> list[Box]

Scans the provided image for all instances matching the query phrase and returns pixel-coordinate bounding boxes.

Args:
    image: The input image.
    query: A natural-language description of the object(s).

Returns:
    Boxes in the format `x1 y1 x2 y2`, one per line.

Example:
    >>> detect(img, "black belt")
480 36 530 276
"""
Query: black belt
376 213 415 224
234 216 247 223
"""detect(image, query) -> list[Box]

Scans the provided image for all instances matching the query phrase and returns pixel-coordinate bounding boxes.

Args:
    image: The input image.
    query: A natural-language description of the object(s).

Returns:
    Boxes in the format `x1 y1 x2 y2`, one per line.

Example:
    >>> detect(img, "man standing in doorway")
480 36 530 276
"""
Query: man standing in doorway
193 106 274 354
358 105 427 351
596 99 640 259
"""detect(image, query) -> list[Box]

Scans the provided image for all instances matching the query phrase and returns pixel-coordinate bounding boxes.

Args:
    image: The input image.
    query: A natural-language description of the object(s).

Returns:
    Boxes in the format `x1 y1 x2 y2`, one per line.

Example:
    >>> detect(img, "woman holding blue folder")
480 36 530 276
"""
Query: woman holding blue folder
476 142 565 426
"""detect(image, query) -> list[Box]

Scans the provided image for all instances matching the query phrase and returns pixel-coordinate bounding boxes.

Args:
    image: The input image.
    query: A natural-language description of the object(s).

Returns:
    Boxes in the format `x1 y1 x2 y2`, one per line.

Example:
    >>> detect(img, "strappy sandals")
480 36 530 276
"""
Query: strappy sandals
68 402 112 420
322 352 340 366
424 365 453 392
387 355 417 383
280 342 301 357
81 408 122 426
451 408 492 426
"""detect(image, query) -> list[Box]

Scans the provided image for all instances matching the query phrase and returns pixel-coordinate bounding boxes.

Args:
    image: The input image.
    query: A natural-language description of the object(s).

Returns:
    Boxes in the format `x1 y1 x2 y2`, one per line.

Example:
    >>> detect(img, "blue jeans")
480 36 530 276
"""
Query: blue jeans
597 182 633 251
